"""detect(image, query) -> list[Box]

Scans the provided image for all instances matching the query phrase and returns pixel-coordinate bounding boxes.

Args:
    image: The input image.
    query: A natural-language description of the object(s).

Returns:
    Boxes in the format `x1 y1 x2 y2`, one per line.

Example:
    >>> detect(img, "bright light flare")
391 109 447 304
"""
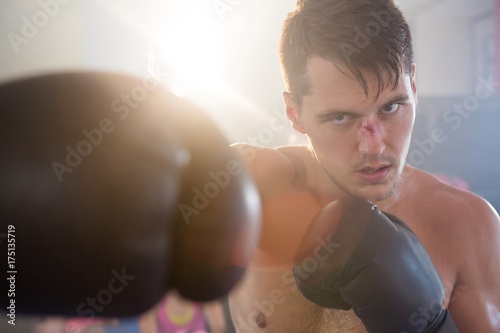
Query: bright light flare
162 4 227 96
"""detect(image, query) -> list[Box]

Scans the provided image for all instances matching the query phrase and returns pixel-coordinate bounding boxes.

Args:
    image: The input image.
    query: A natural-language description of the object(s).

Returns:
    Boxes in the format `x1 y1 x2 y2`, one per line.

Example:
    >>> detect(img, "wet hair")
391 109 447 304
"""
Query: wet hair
280 0 413 106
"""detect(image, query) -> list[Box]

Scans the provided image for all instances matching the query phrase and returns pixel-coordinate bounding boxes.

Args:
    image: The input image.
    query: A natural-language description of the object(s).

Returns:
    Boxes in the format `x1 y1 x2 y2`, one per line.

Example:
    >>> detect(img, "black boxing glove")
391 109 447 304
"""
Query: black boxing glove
0 72 260 317
167 82 261 302
293 197 458 333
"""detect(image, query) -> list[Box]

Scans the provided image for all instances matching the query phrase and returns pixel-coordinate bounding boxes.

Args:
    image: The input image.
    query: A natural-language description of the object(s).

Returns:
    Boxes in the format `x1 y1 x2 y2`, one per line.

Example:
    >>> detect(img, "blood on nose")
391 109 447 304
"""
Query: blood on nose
358 121 384 155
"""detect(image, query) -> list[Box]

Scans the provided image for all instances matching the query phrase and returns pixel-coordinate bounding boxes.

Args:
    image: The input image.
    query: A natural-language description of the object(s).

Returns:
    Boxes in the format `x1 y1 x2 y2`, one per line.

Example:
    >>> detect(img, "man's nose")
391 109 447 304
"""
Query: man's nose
358 119 385 156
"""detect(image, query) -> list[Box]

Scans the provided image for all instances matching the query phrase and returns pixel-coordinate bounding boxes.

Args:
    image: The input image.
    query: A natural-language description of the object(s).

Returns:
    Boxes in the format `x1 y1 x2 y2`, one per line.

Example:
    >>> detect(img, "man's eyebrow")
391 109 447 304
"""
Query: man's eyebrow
381 93 410 106
315 108 356 122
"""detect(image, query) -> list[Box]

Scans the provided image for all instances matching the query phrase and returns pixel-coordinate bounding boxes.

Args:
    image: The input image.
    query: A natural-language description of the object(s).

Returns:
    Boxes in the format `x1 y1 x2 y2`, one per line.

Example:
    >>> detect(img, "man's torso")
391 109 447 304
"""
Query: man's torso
229 145 459 333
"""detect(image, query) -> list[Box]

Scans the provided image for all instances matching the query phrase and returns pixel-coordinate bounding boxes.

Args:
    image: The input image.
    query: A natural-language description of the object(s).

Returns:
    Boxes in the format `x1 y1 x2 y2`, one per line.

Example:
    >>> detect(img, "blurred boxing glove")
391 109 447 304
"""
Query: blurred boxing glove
0 72 260 317
293 197 457 333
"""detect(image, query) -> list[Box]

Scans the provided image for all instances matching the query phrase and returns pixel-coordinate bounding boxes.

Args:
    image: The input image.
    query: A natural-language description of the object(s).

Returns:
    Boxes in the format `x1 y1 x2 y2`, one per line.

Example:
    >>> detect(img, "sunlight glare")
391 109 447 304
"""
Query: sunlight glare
162 4 226 96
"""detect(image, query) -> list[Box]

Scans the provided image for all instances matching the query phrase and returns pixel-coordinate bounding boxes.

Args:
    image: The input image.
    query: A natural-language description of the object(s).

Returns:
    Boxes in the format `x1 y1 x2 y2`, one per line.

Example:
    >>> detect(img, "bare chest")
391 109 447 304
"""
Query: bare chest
230 264 367 333
231 187 457 332
230 191 367 332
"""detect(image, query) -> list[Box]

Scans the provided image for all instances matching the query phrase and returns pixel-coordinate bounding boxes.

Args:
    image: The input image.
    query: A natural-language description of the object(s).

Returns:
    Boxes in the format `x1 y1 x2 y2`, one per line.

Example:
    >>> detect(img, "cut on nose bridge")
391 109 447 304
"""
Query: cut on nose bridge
358 118 385 154
359 117 381 134
361 121 374 133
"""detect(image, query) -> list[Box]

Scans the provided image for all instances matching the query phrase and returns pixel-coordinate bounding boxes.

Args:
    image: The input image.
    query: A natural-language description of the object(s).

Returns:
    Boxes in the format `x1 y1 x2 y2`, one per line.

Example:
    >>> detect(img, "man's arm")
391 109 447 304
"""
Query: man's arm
448 196 500 332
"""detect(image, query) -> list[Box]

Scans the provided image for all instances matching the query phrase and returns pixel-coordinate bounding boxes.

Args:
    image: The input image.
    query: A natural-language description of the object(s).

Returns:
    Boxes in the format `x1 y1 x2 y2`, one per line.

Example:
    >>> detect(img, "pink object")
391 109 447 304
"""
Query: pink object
156 296 207 333
64 318 104 332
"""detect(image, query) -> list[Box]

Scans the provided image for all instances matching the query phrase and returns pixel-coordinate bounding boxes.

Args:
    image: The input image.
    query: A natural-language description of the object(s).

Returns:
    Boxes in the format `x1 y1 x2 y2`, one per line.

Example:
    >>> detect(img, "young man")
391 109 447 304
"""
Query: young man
229 0 500 332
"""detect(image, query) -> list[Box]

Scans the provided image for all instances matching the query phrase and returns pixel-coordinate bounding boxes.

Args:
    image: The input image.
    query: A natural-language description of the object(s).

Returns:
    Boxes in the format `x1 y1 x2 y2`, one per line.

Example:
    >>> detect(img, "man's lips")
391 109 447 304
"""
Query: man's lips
355 164 392 183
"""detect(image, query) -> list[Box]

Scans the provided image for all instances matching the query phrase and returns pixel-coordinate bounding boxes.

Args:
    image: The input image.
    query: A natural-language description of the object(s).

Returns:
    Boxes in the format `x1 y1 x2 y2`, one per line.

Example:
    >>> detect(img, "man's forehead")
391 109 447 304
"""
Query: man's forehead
300 57 414 113
305 56 409 97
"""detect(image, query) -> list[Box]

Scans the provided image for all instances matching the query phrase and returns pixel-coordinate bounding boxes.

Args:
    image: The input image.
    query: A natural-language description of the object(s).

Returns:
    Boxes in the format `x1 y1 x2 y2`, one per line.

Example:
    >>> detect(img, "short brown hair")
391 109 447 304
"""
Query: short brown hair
280 0 413 106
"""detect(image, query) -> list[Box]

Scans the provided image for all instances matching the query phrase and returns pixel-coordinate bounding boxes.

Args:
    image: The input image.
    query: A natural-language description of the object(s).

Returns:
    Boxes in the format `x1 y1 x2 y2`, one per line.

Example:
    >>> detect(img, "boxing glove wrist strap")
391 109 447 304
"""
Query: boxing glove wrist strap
424 310 458 333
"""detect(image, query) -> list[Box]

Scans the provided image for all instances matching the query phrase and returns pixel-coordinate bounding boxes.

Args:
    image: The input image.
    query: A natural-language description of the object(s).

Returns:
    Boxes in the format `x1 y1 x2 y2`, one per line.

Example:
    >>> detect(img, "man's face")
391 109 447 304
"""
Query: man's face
285 57 418 202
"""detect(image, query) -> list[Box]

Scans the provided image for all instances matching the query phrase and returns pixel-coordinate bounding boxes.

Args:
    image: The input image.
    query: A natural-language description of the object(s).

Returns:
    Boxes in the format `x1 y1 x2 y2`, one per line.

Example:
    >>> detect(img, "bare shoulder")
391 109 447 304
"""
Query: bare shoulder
230 143 309 191
230 144 318 261
407 168 498 228
406 168 500 256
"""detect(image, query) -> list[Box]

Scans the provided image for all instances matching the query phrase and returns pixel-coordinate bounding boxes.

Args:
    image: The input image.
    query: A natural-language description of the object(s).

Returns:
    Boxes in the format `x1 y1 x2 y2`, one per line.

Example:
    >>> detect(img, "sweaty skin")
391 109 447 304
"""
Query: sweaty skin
229 57 500 333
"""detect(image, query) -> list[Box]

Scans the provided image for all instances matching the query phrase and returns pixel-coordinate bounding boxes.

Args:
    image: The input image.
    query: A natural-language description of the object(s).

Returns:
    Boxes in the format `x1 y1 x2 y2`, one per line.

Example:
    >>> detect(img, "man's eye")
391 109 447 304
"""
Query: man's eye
331 114 350 125
382 104 400 113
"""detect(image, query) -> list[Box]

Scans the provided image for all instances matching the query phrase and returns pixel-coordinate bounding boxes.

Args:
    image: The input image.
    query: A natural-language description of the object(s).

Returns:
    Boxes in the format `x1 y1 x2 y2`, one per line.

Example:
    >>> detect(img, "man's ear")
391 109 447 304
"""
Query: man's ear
411 63 418 105
283 91 306 134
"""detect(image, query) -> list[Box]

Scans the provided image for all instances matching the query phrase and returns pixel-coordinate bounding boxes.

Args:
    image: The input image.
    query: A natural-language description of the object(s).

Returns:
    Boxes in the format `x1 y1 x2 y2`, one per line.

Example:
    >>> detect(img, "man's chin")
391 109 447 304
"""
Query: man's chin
365 191 394 203
322 165 401 203
351 181 399 203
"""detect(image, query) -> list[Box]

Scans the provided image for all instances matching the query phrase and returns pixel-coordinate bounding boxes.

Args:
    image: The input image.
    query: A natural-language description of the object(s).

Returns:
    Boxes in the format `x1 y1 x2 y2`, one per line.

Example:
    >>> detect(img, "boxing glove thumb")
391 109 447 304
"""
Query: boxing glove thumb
293 197 458 332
